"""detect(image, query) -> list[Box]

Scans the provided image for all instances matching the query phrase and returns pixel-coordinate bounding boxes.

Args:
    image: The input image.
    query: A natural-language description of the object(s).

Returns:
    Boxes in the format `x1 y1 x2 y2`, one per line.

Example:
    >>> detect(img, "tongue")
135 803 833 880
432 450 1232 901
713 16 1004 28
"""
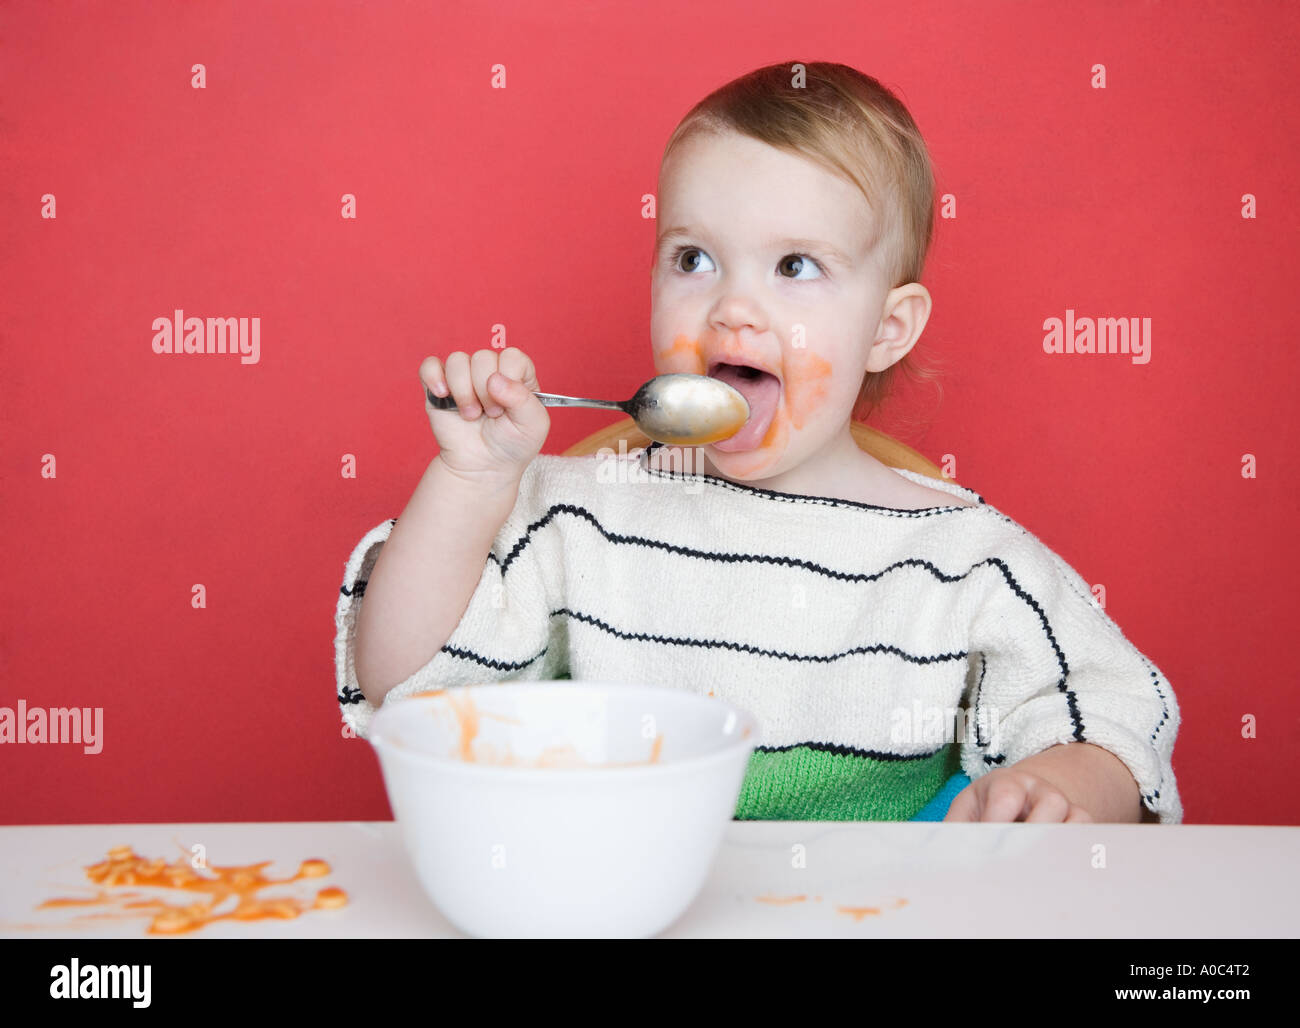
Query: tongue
708 365 780 451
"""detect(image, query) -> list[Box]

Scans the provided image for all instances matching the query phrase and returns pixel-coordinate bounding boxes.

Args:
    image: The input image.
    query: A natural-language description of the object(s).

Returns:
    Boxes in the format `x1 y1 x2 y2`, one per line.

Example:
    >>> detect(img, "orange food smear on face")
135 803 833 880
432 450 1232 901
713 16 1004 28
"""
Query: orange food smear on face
35 846 348 935
709 407 783 478
662 328 826 479
756 894 807 905
429 692 665 768
710 332 760 373
783 349 833 431
722 347 836 478
654 335 707 376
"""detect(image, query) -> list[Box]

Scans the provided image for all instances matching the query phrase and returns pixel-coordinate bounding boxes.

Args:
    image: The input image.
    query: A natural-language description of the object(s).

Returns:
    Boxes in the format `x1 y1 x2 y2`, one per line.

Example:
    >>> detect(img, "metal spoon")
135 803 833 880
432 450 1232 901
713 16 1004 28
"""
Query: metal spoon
424 373 750 446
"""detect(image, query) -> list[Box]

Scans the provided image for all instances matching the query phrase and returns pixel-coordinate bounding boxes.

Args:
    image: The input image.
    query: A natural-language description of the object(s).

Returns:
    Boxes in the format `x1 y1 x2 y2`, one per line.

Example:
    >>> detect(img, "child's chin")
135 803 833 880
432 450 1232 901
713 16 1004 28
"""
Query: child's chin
703 444 775 477
707 439 758 456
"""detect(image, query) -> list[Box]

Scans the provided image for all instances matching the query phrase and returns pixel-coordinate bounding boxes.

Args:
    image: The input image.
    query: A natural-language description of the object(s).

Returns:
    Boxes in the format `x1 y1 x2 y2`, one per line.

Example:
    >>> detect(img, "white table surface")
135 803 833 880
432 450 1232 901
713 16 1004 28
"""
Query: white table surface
0 821 1294 938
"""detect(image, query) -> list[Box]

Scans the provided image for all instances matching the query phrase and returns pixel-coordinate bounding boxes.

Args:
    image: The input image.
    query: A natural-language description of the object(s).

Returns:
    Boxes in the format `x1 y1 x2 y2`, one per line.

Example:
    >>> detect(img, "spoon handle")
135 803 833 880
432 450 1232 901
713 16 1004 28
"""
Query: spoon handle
425 386 628 413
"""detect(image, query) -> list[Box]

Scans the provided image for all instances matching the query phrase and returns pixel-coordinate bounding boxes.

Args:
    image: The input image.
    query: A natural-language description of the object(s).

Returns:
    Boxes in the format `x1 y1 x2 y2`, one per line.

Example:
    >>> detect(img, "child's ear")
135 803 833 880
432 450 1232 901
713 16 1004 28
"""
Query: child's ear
865 283 932 372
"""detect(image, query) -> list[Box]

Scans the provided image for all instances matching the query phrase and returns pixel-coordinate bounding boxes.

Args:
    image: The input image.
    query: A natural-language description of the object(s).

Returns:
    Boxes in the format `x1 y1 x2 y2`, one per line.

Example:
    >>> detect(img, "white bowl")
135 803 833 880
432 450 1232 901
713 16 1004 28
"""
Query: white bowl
368 681 758 938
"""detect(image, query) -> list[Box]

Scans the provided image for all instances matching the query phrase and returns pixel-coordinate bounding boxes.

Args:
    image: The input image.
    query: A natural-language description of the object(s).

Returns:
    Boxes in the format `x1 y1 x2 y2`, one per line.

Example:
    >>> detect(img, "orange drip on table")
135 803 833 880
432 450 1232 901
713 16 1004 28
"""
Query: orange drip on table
836 898 909 921
36 845 348 935
753 895 907 919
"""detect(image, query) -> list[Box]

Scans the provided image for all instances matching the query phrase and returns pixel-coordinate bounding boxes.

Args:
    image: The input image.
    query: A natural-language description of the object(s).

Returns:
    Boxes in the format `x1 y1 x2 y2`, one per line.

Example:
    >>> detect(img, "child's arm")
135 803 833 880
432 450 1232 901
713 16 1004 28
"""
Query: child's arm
1006 742 1147 822
353 456 521 707
336 348 556 735
956 530 1182 823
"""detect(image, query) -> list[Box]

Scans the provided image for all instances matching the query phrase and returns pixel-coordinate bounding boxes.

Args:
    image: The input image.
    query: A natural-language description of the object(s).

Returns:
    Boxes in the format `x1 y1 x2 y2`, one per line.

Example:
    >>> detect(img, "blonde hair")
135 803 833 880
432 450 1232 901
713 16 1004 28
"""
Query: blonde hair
658 61 944 428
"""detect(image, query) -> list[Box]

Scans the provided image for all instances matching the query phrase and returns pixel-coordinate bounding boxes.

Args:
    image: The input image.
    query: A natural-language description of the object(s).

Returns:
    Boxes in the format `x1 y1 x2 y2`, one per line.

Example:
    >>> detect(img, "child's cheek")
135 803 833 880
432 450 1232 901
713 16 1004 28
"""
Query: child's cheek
652 335 706 376
782 350 834 430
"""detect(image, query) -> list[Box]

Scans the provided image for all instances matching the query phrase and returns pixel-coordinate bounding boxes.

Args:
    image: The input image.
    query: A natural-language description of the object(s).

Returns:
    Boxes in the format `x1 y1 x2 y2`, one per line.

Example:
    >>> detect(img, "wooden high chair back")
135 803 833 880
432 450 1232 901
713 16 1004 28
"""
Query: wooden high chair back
560 418 947 481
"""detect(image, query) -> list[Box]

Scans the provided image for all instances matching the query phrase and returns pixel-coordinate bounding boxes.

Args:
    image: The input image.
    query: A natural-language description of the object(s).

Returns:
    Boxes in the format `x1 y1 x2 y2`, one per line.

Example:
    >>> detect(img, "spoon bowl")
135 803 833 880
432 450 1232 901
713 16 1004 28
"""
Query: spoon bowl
425 373 750 446
623 374 750 445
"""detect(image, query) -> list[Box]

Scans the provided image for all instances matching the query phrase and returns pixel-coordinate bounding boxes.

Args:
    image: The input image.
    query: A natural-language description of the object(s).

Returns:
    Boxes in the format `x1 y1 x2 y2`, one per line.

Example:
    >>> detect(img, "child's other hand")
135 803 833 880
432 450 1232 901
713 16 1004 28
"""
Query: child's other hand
419 348 551 486
943 767 1094 822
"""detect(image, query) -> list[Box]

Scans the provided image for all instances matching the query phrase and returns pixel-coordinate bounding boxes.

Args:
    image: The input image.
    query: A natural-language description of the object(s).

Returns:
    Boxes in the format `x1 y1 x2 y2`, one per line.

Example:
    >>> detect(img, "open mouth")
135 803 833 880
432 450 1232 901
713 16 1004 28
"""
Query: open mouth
719 364 765 380
706 361 781 451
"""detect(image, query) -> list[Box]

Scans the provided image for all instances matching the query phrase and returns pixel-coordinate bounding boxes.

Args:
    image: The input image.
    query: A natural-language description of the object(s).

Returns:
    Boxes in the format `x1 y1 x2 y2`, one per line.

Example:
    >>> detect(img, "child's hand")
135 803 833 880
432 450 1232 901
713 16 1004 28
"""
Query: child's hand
943 767 1094 822
419 348 551 486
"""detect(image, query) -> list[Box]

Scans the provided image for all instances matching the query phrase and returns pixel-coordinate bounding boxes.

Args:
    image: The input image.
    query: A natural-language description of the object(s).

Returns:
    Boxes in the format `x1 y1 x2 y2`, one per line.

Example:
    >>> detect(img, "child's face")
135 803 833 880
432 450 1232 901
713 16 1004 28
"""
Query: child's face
650 129 906 481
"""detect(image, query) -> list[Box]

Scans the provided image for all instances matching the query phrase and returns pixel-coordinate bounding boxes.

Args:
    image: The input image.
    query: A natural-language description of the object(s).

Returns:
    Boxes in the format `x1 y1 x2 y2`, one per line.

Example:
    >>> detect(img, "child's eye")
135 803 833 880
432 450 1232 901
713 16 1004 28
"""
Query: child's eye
777 253 825 280
666 245 826 280
669 245 715 274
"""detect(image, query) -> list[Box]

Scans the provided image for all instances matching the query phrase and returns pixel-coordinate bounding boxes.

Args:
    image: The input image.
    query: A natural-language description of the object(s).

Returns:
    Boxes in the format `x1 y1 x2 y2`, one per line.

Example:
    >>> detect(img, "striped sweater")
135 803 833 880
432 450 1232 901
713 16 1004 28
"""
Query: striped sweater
334 441 1182 823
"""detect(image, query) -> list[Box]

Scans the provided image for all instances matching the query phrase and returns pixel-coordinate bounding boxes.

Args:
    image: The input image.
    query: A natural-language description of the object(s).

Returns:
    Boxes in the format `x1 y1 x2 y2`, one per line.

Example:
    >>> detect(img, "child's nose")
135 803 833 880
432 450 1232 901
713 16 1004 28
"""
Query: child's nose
708 293 768 338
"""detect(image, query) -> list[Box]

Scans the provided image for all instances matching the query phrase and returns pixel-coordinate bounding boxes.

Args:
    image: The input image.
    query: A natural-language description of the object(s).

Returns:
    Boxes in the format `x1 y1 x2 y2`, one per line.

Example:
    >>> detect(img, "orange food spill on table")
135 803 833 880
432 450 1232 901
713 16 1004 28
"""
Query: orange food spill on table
430 692 665 768
35 845 347 935
836 905 881 921
314 887 348 909
836 898 908 921
753 895 904 919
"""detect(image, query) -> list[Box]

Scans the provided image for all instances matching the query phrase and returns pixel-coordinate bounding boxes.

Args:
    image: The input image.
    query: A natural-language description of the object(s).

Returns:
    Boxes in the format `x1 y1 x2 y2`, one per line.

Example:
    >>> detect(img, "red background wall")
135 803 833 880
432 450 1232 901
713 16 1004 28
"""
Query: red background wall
3 0 1297 825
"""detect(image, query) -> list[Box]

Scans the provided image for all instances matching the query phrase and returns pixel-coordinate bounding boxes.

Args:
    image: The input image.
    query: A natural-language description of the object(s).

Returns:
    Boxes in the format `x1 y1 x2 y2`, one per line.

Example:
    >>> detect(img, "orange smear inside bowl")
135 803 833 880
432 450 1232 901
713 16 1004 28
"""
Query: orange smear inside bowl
410 690 665 768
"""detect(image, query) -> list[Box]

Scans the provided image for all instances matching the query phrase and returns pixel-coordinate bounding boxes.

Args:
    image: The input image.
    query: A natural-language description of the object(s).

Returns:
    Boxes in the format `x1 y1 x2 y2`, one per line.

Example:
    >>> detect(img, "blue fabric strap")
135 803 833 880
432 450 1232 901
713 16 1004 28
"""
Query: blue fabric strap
910 771 971 821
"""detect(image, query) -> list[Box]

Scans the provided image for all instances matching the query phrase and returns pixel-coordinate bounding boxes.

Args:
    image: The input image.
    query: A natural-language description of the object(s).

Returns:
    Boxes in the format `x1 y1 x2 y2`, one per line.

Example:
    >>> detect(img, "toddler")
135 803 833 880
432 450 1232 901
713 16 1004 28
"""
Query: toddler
334 61 1180 823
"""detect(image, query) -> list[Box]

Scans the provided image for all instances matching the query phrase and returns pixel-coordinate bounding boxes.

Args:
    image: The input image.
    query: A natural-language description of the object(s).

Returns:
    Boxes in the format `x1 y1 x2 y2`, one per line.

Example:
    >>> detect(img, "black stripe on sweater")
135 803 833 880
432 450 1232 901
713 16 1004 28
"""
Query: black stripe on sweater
982 556 1085 743
754 739 950 762
971 652 989 749
338 508 1095 766
484 502 1086 746
494 504 995 579
638 440 1174 775
556 607 967 665
636 440 987 512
